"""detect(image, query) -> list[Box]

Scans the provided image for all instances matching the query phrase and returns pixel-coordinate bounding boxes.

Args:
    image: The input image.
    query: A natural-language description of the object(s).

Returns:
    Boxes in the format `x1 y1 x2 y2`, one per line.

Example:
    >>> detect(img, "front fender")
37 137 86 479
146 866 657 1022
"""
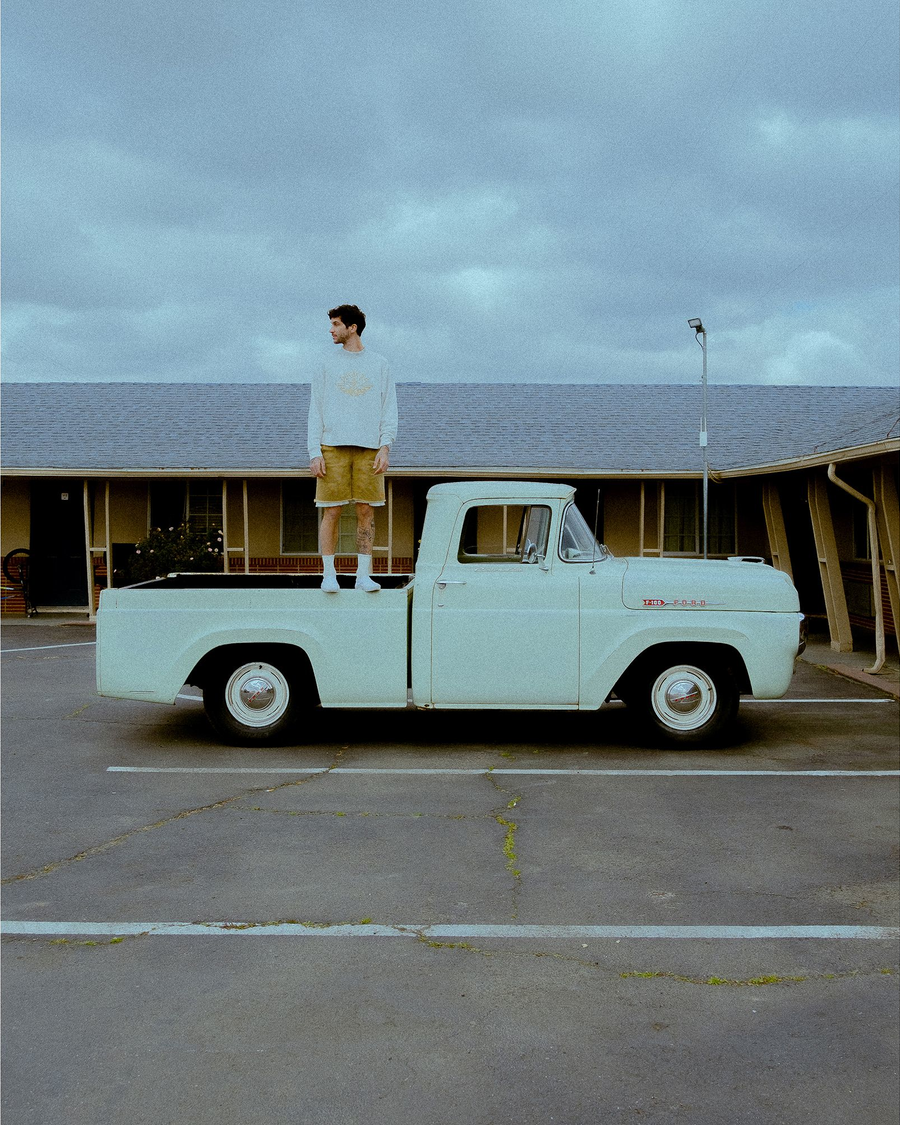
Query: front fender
579 612 801 708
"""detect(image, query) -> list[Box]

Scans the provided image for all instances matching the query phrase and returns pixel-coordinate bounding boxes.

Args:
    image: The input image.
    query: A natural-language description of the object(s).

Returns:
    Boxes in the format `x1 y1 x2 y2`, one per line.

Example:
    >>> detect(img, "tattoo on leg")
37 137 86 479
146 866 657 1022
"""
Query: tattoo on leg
357 524 374 553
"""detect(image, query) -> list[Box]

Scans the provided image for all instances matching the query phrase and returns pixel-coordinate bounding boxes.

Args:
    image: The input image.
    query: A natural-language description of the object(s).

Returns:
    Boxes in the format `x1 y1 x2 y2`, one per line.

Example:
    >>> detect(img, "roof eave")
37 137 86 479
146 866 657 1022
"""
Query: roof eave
0 465 713 479
2 439 896 480
714 437 900 478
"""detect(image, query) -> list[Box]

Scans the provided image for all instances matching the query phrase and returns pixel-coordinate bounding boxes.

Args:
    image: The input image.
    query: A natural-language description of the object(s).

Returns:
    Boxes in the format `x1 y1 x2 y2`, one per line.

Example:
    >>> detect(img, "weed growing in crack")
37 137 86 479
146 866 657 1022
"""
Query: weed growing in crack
618 969 893 986
495 815 520 877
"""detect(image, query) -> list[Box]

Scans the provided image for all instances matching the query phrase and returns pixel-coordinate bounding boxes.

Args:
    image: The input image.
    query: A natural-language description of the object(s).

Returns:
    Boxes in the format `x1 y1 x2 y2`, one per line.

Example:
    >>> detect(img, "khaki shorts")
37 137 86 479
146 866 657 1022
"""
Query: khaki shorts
315 445 386 507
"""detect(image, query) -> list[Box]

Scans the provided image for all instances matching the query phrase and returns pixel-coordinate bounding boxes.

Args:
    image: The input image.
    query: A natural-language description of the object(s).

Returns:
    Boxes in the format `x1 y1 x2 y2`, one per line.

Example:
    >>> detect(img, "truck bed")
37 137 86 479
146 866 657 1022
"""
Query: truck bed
97 575 415 708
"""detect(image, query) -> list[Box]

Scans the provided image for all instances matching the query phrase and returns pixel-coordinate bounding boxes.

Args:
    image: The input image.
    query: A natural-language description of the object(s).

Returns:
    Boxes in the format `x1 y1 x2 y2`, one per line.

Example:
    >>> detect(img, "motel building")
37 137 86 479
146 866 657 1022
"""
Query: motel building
1 381 898 656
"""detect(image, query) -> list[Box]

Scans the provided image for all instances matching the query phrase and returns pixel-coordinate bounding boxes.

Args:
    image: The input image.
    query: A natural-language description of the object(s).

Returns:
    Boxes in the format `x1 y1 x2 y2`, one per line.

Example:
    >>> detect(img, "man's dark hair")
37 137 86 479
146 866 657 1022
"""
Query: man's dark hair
328 304 366 335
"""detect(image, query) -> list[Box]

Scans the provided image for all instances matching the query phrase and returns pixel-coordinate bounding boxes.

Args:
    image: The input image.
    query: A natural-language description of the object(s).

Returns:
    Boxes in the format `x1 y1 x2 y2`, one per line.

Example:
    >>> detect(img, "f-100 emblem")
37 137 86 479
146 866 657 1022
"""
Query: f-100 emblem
642 598 725 607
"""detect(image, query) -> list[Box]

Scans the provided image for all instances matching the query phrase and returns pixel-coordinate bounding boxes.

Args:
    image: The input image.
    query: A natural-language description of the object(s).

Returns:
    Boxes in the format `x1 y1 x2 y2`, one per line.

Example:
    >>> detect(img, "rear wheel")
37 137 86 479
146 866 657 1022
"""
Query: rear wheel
638 658 739 745
204 656 304 744
3 547 30 585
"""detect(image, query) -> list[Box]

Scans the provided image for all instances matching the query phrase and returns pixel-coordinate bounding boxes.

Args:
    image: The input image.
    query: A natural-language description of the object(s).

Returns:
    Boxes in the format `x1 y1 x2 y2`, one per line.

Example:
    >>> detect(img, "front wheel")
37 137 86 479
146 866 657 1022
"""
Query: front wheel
639 659 739 745
204 657 303 744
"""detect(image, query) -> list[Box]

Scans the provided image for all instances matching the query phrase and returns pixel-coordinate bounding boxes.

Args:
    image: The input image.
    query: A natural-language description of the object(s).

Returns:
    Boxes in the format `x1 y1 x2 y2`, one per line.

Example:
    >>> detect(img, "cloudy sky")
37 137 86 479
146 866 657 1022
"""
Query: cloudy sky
3 0 897 386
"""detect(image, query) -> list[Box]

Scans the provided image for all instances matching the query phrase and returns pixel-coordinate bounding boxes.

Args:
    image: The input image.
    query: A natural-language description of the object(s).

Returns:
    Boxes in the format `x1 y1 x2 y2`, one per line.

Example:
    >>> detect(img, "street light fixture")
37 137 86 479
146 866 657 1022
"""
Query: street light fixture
687 318 708 559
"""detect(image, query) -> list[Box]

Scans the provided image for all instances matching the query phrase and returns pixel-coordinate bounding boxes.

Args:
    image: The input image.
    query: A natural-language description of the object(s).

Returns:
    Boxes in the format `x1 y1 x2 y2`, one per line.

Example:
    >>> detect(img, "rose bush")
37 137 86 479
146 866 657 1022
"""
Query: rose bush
126 524 224 583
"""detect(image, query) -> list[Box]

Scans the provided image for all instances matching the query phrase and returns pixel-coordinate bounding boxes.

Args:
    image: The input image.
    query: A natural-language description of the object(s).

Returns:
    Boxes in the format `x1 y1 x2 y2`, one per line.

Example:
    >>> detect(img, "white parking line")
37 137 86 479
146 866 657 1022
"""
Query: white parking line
1 641 97 654
740 699 895 704
2 920 897 940
106 766 900 777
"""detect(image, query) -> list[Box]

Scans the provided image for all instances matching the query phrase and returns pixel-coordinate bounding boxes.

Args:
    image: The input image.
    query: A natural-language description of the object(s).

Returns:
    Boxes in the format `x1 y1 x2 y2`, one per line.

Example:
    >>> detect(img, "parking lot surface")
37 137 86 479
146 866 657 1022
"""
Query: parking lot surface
2 621 899 1125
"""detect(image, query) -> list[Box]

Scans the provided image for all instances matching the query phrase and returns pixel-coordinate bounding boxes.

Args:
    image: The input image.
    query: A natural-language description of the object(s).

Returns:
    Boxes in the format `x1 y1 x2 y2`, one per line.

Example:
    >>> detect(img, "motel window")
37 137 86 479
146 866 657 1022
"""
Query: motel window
186 482 223 536
282 481 319 554
282 482 360 556
149 481 187 531
664 482 736 556
852 503 871 561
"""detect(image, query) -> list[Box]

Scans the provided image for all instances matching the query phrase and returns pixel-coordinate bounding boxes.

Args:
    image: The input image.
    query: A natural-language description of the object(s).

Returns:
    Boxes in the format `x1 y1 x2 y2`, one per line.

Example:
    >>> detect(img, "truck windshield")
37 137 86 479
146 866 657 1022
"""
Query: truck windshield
559 503 611 562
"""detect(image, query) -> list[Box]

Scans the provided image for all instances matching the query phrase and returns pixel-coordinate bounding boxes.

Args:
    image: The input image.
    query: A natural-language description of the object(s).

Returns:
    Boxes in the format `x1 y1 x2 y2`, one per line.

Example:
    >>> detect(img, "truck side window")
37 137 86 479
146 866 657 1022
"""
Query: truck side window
559 502 611 562
457 505 551 563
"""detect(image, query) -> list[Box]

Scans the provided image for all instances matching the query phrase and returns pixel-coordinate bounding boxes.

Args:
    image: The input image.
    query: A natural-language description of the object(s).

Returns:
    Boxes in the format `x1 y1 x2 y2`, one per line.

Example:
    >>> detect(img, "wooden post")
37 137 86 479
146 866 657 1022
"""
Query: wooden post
387 479 394 575
639 481 645 557
221 480 229 574
105 481 113 588
873 462 899 636
658 481 666 558
83 481 95 618
762 481 793 579
242 480 250 574
807 472 853 652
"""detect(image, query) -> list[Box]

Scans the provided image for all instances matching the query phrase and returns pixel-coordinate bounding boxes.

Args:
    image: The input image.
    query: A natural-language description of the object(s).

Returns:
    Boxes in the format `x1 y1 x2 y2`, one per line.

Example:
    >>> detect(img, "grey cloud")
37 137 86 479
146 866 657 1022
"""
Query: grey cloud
1 0 896 387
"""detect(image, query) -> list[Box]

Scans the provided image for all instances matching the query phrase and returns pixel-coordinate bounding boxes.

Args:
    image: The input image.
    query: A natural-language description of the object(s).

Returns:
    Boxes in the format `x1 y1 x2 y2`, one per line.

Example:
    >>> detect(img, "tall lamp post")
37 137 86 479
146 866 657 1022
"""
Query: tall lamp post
687 318 708 559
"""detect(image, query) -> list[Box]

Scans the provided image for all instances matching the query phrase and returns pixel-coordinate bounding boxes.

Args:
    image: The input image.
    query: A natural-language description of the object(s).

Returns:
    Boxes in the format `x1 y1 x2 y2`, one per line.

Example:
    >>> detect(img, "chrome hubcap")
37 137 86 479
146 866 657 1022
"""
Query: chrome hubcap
651 665 717 731
225 662 291 728
240 677 276 710
664 679 702 714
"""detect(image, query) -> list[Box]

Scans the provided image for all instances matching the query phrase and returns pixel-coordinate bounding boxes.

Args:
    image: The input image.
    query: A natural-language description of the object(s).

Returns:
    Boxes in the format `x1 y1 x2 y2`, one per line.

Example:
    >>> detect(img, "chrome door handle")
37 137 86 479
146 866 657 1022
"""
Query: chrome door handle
437 580 467 589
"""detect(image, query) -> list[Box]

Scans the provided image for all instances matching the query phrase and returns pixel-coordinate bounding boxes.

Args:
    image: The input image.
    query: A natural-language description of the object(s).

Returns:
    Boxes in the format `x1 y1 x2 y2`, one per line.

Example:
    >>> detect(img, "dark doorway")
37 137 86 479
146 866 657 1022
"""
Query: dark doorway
29 480 89 606
779 473 826 618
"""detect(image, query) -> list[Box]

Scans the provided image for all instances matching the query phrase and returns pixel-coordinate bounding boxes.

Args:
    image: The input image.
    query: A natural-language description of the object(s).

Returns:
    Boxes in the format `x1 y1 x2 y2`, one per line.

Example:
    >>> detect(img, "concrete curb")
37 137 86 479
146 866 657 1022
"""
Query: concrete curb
820 663 900 699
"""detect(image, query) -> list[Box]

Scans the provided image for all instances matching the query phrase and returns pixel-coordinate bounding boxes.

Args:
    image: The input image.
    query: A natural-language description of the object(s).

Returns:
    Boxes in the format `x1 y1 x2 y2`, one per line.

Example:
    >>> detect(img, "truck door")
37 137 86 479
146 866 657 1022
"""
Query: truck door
430 502 579 706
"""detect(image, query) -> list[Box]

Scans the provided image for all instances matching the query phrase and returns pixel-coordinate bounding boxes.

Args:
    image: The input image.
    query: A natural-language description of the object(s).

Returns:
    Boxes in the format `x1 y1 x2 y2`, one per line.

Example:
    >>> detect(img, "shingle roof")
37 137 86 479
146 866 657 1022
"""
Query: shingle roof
1 382 897 475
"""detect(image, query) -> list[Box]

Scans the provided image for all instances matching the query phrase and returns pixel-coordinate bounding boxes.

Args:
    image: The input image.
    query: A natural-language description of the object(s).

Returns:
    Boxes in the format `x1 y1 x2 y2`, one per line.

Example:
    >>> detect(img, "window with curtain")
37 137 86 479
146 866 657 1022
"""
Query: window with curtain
663 481 735 555
282 481 319 553
186 482 223 535
282 481 361 554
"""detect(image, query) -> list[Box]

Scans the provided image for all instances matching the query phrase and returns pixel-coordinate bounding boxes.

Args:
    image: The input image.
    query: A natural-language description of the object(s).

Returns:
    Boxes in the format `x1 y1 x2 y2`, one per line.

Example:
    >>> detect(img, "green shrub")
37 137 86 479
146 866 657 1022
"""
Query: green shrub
127 524 224 583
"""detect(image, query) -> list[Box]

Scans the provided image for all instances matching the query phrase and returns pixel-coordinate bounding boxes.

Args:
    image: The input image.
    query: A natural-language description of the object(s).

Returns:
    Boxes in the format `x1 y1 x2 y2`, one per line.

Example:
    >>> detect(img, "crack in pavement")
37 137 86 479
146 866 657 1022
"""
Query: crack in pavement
0 750 347 887
485 767 524 919
238 807 482 821
617 967 897 986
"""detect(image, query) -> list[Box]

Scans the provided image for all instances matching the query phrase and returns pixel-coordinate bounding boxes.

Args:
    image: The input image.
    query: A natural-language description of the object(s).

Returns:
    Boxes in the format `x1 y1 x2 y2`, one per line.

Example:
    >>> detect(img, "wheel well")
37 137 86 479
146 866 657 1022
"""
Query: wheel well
187 643 320 704
613 642 750 698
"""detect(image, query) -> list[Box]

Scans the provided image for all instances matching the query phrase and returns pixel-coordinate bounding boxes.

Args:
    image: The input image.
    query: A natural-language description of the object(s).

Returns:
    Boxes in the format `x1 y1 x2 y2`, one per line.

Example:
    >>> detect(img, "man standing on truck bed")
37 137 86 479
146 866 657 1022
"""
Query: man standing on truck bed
308 304 398 592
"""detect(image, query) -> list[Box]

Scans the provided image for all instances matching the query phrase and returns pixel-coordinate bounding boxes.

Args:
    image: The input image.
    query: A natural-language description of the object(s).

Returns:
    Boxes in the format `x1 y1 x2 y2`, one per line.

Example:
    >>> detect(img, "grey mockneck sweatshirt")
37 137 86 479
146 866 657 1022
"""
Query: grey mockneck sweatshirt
307 347 398 460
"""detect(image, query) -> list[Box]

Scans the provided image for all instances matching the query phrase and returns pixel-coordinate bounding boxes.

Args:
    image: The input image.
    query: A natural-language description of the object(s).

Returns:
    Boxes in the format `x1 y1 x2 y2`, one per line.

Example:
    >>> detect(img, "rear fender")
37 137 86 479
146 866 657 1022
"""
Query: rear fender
188 641 320 704
98 622 326 704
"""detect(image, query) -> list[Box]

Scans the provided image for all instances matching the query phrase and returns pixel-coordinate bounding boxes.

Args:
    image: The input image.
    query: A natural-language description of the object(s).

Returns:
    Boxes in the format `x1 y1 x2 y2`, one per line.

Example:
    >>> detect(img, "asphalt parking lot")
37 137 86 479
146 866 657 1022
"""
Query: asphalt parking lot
2 621 898 1125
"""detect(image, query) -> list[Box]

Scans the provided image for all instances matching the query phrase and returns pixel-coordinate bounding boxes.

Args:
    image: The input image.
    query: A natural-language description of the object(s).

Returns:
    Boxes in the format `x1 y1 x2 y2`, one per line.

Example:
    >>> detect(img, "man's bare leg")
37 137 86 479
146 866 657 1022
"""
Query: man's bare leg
355 503 380 591
319 505 342 591
320 506 341 555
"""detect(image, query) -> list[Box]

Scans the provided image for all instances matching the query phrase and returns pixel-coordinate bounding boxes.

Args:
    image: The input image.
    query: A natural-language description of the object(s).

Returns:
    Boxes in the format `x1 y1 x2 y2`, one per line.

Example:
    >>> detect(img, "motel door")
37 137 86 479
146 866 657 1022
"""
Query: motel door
29 480 89 607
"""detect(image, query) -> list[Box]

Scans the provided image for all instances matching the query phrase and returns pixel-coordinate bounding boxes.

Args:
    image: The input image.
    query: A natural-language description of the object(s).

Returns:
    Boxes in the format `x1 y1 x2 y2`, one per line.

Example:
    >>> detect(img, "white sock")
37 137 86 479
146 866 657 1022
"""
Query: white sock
322 555 336 577
355 555 380 590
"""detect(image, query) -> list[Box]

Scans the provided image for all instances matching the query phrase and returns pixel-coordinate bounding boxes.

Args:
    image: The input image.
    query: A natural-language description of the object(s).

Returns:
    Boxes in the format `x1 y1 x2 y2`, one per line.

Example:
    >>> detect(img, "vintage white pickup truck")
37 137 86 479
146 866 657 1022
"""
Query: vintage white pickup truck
96 481 806 746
